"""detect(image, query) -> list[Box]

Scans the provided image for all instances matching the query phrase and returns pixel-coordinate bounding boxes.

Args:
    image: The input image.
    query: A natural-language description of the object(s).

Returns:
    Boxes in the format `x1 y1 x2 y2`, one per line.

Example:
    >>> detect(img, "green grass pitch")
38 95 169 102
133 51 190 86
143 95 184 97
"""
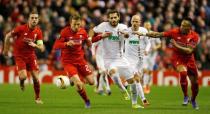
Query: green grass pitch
0 84 209 114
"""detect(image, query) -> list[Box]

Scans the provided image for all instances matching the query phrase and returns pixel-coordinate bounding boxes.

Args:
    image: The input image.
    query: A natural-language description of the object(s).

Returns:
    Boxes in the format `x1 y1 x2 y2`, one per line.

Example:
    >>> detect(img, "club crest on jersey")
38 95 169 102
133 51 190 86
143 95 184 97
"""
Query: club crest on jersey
177 37 181 40
34 34 37 39
187 38 192 42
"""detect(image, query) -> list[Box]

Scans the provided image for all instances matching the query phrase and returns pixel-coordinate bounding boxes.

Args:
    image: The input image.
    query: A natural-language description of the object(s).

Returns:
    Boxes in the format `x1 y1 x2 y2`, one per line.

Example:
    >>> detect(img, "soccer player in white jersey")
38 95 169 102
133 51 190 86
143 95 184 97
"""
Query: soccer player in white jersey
124 15 150 107
91 41 111 95
92 10 142 108
143 21 161 94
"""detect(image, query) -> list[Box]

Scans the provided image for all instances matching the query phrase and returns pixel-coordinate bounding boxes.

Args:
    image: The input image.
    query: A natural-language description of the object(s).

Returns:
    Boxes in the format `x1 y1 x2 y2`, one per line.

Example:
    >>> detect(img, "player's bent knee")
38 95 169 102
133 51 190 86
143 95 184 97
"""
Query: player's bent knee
109 69 117 75
126 77 135 84
75 81 84 90
88 80 94 85
176 65 187 72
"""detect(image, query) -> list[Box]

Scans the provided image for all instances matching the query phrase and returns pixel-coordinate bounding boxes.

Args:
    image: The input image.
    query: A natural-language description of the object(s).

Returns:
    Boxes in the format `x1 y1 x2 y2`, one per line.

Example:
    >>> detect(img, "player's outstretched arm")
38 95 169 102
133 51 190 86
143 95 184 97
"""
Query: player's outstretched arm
91 32 112 43
171 39 193 54
3 32 12 56
146 32 164 38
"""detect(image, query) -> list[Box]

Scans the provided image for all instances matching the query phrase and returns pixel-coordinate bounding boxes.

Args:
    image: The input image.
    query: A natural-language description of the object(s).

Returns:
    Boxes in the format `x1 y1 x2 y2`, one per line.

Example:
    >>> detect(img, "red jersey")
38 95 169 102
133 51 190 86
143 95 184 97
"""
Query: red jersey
163 28 199 58
53 27 88 64
11 24 43 56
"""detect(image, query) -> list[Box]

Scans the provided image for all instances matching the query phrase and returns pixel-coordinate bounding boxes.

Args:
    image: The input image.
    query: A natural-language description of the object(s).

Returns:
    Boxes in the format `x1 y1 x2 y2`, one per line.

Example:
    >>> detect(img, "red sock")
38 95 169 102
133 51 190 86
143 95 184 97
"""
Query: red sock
96 73 100 88
33 80 40 100
191 81 199 101
180 71 188 97
188 68 199 101
77 88 89 103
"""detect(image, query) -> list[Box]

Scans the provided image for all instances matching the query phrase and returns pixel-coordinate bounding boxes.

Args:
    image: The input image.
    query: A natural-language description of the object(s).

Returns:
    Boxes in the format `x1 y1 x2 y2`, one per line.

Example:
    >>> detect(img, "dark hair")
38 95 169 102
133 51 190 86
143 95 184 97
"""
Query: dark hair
107 9 120 18
183 17 193 25
70 14 82 21
29 9 39 15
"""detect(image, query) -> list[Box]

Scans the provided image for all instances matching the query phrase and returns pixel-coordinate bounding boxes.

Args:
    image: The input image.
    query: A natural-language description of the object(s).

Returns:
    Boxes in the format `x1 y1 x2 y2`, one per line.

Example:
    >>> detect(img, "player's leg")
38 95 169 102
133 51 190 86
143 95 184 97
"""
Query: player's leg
127 77 144 109
70 74 91 108
119 67 143 108
176 65 189 105
64 63 91 108
187 65 199 110
143 69 151 94
18 70 27 91
30 70 43 104
79 64 94 85
134 73 150 106
103 72 111 95
109 68 130 100
15 57 27 91
97 71 105 95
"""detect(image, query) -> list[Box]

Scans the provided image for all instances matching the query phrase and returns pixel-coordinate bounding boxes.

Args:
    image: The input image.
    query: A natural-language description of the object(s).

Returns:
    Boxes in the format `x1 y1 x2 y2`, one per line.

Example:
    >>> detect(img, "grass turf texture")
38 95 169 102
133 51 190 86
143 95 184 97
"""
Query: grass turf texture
0 84 209 114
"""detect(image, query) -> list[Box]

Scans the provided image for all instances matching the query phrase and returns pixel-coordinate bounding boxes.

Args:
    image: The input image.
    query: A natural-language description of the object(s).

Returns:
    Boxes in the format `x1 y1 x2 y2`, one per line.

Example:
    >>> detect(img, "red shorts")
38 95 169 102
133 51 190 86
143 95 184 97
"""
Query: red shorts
63 62 92 78
15 56 39 71
172 55 198 77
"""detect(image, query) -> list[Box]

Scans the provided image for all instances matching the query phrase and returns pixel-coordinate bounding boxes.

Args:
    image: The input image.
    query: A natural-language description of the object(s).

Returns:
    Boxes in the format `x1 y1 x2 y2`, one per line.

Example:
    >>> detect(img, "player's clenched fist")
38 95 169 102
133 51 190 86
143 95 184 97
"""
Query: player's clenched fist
28 41 37 47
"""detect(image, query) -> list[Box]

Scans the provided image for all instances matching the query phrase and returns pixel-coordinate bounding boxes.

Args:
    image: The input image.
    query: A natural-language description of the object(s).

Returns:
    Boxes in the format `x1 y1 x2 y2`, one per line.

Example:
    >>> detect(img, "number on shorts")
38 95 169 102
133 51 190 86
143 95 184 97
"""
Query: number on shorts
85 65 91 73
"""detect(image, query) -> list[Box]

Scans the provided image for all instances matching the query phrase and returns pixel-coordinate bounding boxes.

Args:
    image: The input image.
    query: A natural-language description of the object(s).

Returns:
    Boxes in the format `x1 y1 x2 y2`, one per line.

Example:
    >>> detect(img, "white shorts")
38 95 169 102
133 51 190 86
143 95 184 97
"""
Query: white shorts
143 55 156 71
104 57 134 80
125 56 144 76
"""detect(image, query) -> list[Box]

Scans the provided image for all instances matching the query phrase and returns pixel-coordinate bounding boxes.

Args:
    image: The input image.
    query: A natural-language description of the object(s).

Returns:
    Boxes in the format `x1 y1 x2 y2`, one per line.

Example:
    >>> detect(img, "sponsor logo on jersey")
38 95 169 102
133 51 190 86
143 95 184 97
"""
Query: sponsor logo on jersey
129 40 139 45
108 35 119 41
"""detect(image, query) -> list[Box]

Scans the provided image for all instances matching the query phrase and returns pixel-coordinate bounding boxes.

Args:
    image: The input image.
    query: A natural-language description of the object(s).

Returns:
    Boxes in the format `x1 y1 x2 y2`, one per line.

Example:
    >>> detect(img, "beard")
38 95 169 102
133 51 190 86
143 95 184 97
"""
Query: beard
110 21 118 27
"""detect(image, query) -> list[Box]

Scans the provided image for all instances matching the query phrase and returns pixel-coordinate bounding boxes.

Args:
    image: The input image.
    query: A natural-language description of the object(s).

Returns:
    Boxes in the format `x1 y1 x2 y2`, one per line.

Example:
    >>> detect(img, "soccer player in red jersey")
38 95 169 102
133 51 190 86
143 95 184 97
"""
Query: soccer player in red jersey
140 18 200 109
3 11 44 104
53 14 110 108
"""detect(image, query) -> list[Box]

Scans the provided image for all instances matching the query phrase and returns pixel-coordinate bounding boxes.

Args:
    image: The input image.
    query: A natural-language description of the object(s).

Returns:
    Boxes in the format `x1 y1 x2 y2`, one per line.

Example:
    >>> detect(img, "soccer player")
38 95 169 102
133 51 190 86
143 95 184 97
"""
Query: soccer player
143 21 161 94
3 11 44 104
92 10 142 109
53 14 110 108
91 41 111 95
124 15 150 107
143 18 200 109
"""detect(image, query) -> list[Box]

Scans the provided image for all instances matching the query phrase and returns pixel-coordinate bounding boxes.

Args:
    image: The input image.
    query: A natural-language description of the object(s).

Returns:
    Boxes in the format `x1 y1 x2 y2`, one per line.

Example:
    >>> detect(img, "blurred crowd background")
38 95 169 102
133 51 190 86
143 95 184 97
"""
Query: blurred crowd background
0 0 210 71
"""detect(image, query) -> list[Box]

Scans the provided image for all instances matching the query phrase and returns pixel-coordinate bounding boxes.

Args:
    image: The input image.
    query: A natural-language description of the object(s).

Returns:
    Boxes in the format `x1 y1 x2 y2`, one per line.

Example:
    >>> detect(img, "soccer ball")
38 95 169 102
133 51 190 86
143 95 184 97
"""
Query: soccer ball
55 76 70 89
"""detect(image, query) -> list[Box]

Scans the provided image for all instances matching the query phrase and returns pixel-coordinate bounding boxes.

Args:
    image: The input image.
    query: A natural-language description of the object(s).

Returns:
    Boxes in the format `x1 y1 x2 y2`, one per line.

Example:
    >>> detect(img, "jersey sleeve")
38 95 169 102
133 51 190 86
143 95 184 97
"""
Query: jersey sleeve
53 29 67 49
187 33 200 48
163 28 177 38
11 26 22 37
93 22 105 33
119 24 128 32
81 28 88 40
37 29 43 40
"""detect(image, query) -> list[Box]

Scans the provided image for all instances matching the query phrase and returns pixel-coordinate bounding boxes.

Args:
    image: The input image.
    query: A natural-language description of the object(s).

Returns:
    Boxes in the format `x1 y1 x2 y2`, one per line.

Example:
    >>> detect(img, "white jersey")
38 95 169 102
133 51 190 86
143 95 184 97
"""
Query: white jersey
143 38 161 70
124 27 150 73
147 38 161 58
93 22 133 80
91 40 105 71
93 22 127 59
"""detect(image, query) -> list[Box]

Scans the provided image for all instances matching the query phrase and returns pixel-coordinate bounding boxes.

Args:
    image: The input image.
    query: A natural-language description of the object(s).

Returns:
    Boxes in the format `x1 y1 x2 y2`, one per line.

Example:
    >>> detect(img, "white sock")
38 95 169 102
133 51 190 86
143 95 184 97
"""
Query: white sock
104 74 111 91
143 74 149 86
148 74 152 85
98 72 104 91
136 82 146 100
124 81 128 87
111 72 127 92
130 83 138 105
